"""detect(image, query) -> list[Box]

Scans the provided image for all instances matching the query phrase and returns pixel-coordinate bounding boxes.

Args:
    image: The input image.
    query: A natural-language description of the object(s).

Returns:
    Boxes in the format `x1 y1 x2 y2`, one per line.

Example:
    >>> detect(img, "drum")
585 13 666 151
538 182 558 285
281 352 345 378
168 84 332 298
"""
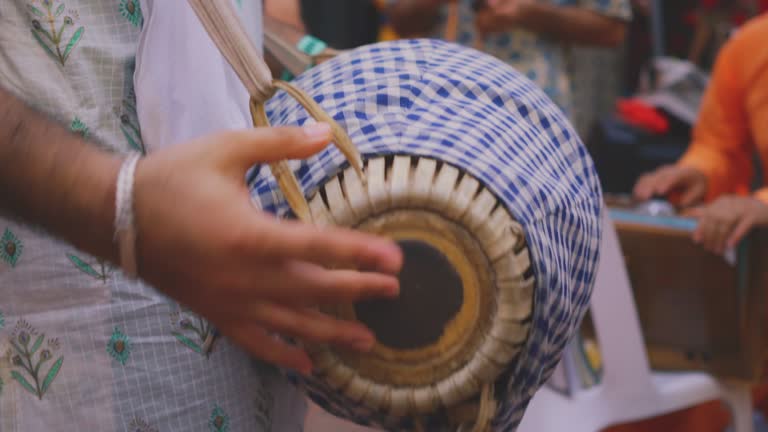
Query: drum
248 39 604 431
188 1 602 429
600 195 768 382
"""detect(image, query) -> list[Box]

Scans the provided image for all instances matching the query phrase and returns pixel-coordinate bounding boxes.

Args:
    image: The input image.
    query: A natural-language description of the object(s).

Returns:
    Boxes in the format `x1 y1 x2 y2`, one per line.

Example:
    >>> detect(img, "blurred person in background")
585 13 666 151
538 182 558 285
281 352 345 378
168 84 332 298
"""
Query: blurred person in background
634 13 768 256
381 0 632 123
620 13 768 432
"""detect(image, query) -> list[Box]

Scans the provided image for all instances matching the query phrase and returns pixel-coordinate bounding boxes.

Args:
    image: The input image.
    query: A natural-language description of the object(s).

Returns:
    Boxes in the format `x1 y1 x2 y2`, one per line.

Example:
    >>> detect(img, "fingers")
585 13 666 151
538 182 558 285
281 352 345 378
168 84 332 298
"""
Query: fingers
250 260 400 306
679 180 707 208
633 166 704 206
727 215 754 249
693 215 725 253
633 168 677 201
692 205 739 255
633 173 656 201
216 123 333 171
709 219 732 254
240 302 376 352
226 324 313 375
653 168 687 198
259 220 404 274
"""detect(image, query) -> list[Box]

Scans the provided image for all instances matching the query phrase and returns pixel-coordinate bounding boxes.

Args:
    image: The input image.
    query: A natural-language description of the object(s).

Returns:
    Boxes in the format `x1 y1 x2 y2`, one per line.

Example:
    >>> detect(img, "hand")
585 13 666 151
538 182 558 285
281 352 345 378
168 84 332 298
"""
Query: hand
633 165 708 208
386 0 452 37
686 195 768 254
475 0 534 34
132 123 403 374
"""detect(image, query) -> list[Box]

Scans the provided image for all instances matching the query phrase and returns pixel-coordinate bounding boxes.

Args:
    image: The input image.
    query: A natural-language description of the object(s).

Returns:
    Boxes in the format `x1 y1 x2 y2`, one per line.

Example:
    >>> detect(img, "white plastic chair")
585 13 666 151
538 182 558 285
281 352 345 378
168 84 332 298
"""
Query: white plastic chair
517 211 754 432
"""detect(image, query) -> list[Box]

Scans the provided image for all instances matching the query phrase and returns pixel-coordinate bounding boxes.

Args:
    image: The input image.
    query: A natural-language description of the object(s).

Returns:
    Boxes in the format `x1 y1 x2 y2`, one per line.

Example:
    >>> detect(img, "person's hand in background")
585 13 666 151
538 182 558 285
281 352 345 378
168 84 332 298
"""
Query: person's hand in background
633 164 709 208
685 195 768 255
386 0 452 37
132 123 403 374
473 0 627 46
475 0 534 33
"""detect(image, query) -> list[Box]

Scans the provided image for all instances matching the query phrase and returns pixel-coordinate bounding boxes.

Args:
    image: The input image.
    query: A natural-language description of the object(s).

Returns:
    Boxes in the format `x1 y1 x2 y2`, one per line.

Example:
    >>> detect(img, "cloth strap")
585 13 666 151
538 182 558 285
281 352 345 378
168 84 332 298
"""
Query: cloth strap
187 0 364 223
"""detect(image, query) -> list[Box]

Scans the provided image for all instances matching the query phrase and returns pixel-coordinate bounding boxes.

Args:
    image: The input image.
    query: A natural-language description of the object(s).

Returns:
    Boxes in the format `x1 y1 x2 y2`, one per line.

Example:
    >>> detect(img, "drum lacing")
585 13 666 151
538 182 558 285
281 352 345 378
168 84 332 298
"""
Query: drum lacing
414 384 496 432
249 81 366 223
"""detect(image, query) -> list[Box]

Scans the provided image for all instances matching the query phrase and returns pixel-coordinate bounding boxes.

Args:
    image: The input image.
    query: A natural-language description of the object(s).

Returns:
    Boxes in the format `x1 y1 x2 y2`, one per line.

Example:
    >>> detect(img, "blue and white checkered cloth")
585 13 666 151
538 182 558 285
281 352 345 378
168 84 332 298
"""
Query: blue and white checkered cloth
250 38 603 431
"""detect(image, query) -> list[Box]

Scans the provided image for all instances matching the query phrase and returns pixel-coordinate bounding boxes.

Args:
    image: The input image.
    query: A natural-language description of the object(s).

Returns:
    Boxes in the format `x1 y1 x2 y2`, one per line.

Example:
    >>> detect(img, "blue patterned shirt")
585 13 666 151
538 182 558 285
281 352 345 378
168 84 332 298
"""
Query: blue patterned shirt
430 0 632 119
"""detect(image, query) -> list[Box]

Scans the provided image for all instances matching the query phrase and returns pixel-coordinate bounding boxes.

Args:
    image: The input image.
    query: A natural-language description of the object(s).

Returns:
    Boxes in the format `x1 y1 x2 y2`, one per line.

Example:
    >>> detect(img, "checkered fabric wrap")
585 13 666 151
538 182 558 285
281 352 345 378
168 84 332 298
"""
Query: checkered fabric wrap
249 38 603 431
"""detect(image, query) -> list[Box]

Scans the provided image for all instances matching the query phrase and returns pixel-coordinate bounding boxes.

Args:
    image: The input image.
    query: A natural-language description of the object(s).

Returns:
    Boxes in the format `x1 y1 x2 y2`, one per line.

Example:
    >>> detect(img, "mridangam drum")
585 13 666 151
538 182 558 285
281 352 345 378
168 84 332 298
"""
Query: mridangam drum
190 2 603 430
252 42 603 431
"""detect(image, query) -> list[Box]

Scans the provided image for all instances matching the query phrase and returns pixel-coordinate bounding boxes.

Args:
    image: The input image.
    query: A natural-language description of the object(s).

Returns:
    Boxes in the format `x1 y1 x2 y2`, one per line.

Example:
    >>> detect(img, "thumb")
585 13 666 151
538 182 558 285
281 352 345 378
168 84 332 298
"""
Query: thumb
219 123 333 171
727 216 753 250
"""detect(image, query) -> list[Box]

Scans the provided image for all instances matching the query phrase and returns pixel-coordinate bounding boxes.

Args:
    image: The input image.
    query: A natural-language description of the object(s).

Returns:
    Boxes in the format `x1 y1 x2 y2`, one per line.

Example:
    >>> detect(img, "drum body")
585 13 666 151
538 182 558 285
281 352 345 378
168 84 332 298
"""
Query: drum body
250 39 603 431
603 196 768 382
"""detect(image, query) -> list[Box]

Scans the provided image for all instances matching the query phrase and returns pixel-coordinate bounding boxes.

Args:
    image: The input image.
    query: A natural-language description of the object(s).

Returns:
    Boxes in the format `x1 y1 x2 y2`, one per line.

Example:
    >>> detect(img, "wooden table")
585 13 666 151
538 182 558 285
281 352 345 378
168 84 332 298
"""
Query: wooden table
585 200 768 382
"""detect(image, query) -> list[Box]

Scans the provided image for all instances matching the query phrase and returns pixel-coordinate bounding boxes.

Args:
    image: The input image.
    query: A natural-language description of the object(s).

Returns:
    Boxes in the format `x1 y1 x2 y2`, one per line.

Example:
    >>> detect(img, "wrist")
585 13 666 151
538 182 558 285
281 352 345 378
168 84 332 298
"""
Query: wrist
70 150 123 265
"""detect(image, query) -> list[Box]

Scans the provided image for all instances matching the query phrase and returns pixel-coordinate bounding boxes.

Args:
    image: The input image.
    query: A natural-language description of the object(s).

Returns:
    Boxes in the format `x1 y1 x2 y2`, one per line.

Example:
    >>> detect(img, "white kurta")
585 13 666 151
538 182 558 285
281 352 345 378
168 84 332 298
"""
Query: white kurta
0 1 305 431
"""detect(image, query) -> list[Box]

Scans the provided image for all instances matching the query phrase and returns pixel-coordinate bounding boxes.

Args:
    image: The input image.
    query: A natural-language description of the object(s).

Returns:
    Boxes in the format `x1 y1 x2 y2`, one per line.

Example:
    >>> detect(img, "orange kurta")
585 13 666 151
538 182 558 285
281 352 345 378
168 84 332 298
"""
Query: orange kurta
607 13 768 432
679 13 768 203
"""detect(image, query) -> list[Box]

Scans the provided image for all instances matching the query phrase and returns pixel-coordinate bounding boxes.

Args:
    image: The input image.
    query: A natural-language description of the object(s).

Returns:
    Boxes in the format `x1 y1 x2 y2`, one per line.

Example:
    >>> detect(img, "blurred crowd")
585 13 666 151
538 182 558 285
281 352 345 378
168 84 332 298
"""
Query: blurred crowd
264 2 768 431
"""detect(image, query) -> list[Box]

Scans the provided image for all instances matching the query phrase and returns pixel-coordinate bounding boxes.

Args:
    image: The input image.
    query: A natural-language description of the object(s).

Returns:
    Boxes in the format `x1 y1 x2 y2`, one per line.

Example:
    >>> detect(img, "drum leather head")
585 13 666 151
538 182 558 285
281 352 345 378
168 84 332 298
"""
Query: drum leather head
306 156 534 417
356 239 464 350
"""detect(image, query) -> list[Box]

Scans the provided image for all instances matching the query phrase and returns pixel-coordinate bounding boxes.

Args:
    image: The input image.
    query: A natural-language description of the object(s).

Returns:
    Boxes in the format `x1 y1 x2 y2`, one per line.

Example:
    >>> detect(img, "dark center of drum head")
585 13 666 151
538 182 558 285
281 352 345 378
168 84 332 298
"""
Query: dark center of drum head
354 239 464 350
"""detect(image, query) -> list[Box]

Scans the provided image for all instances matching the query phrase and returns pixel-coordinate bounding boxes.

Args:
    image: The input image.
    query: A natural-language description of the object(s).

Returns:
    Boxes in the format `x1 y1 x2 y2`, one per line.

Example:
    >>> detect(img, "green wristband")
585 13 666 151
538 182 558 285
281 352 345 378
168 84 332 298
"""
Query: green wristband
297 35 328 56
281 36 329 82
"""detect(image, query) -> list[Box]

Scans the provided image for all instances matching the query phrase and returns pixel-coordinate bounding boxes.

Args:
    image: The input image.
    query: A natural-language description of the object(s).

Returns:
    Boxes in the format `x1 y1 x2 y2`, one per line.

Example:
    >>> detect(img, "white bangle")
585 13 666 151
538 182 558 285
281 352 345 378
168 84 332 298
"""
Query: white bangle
114 152 142 279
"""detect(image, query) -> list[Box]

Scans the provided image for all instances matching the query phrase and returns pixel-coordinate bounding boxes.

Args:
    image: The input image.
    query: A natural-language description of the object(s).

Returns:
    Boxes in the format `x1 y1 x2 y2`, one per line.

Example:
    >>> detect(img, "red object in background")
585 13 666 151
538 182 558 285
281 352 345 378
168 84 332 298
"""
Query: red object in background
616 99 671 135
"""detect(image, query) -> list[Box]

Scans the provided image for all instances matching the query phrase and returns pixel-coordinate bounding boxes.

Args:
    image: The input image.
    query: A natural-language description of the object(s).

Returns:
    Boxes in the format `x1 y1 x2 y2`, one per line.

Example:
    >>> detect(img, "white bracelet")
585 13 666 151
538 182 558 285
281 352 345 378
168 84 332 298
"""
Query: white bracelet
114 152 142 279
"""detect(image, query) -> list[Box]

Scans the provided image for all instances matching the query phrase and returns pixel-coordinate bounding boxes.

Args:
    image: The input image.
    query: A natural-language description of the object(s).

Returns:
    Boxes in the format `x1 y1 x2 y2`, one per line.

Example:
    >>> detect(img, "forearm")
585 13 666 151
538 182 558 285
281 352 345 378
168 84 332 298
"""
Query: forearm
516 4 627 47
0 85 120 263
264 0 305 32
387 0 445 37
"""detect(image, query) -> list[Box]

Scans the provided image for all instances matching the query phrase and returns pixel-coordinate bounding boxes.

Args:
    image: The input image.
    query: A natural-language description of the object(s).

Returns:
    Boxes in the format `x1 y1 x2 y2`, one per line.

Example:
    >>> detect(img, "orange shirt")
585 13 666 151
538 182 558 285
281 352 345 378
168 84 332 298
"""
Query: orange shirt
606 15 768 432
678 13 768 203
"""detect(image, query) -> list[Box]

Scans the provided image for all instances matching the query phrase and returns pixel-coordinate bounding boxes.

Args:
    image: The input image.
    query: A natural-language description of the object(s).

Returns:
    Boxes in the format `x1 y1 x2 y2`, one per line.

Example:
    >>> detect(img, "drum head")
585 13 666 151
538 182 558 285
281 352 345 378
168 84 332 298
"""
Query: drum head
307 155 534 417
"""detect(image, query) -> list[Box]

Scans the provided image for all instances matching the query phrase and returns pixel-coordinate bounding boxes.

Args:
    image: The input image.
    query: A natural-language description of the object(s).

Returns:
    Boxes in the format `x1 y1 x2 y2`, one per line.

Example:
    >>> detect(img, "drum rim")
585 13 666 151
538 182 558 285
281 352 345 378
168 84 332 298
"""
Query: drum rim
305 155 534 417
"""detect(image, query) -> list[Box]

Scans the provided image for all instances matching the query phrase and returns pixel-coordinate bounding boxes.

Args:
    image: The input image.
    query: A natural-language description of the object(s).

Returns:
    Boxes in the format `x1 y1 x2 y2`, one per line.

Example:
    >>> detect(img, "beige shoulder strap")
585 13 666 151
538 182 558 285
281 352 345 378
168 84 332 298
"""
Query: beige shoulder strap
187 0 362 222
